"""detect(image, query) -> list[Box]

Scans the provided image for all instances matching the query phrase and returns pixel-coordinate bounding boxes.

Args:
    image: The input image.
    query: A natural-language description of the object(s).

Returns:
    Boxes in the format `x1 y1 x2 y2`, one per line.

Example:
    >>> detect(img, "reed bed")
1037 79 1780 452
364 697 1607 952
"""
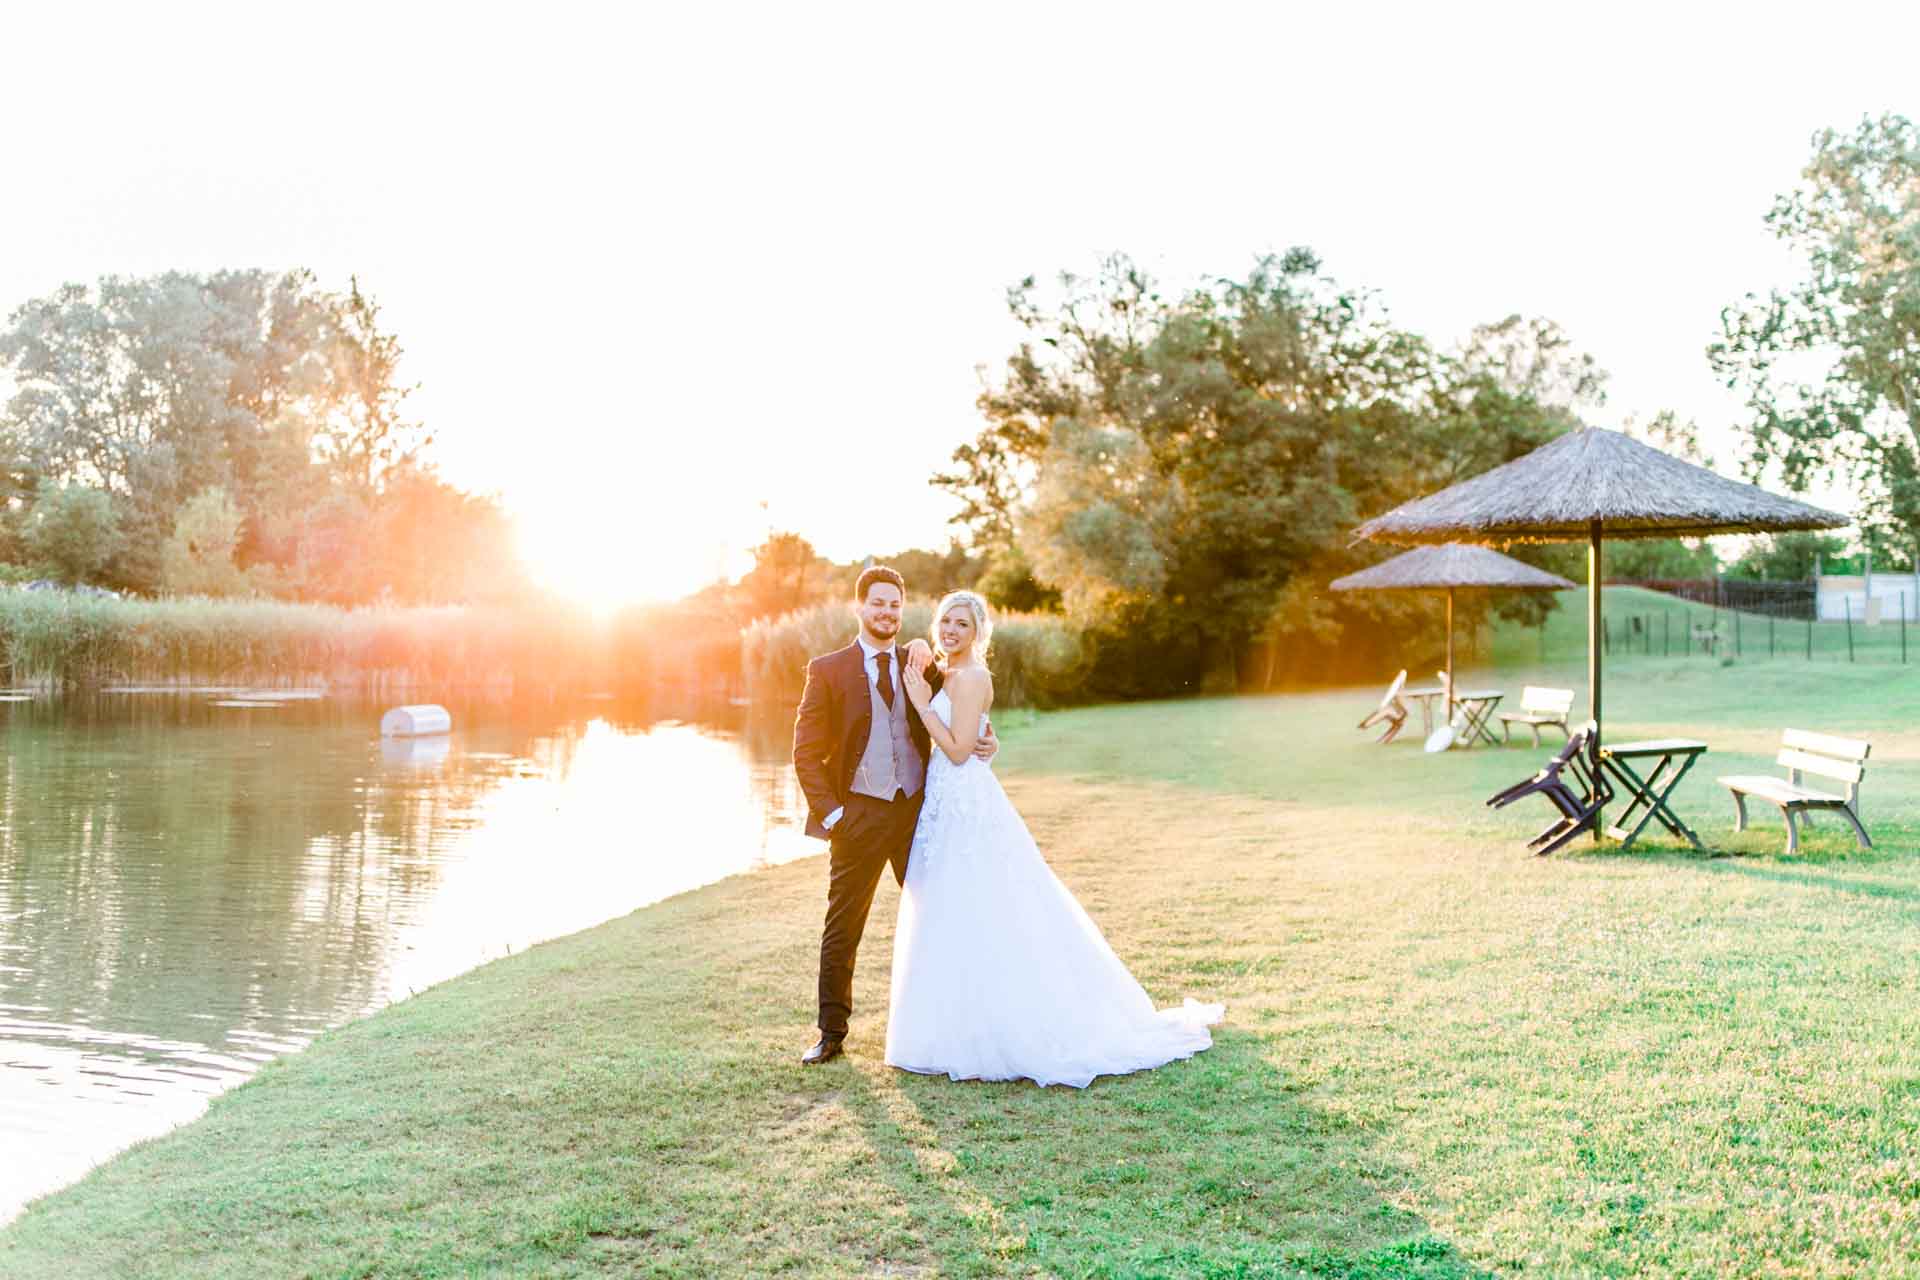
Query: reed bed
742 602 1091 708
0 591 614 693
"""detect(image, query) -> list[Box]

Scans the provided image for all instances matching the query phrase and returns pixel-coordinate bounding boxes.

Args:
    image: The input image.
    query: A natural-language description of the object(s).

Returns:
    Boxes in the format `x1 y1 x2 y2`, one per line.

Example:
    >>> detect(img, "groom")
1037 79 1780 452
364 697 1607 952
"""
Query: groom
791 565 994 1065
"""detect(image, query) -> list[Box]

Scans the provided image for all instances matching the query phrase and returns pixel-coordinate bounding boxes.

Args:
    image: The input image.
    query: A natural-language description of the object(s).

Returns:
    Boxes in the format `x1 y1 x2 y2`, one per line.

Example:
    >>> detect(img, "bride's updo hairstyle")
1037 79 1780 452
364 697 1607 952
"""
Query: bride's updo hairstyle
931 590 992 664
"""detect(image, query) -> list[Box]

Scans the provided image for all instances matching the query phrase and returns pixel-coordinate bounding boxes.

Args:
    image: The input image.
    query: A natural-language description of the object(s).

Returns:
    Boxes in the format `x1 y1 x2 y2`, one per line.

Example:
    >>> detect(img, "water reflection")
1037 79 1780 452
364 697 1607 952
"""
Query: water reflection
0 693 809 1224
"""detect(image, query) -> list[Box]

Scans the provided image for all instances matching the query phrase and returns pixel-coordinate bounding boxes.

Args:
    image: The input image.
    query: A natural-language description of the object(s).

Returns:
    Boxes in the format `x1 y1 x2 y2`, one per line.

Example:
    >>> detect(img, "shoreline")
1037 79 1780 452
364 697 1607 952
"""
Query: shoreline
3 681 1917 1276
0 832 835 1235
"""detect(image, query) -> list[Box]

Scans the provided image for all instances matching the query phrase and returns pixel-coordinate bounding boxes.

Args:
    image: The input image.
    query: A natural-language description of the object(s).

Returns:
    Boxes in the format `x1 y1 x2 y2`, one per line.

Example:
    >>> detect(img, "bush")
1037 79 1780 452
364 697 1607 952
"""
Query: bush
741 602 1092 709
22 482 122 586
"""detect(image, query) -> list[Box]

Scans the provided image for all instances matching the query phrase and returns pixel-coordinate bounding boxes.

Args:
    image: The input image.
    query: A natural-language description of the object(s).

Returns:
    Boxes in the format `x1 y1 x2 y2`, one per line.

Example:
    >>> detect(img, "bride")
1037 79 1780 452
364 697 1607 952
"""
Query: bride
890 590 1222 1088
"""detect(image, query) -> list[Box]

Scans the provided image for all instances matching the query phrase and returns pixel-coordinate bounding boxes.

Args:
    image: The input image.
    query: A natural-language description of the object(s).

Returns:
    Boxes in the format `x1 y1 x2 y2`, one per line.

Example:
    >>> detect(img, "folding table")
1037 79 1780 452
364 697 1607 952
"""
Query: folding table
1598 738 1707 851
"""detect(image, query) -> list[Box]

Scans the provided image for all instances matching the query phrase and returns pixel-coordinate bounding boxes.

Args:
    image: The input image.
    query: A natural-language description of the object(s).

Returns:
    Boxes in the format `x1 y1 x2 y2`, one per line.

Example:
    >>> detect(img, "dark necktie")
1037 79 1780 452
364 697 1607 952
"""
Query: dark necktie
875 652 895 710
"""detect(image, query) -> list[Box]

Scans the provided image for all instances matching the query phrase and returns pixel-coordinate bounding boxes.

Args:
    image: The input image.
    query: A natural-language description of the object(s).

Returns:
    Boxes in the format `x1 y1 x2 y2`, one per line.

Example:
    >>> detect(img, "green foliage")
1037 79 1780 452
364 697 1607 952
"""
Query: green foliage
0 271 499 604
1603 538 1720 581
161 487 252 597
974 542 1060 613
21 482 122 586
872 540 981 600
1727 531 1850 580
943 253 1605 694
1711 113 1920 551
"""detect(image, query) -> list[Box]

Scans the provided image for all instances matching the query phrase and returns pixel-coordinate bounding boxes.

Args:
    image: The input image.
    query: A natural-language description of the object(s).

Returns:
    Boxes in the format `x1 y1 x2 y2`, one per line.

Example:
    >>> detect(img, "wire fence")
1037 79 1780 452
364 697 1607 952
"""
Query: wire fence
1619 577 1817 620
1603 578 1915 664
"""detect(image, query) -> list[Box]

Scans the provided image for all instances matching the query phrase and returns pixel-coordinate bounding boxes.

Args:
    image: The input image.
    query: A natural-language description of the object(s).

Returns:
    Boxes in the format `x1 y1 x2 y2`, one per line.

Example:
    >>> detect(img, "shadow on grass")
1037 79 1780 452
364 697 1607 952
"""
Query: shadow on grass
1676 855 1920 905
828 1029 1490 1279
1550 816 1920 904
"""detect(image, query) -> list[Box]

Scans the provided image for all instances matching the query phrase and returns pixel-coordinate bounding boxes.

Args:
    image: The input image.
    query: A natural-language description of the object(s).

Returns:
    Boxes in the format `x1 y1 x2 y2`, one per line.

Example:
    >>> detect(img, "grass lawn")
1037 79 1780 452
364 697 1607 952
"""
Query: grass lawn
3 595 1918 1277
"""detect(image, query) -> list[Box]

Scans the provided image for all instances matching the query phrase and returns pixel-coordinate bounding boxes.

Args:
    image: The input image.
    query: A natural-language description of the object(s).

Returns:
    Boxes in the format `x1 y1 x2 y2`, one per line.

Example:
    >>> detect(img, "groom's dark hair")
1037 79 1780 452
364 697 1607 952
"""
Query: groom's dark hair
854 565 905 600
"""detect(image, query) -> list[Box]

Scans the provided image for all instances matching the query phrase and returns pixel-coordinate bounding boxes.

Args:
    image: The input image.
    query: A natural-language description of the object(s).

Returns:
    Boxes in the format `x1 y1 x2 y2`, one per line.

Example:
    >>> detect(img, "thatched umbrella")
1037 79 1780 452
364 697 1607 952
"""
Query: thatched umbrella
1353 428 1849 770
1331 543 1574 717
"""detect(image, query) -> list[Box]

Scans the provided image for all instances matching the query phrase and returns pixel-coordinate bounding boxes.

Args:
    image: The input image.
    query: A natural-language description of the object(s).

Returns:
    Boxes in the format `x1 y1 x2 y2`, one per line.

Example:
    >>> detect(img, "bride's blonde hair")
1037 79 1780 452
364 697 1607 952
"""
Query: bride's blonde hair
931 590 992 664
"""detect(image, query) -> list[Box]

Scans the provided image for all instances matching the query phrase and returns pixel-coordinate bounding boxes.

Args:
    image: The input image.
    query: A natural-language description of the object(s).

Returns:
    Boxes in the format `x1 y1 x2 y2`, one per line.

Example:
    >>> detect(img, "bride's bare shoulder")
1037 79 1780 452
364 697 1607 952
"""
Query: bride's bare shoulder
946 664 993 696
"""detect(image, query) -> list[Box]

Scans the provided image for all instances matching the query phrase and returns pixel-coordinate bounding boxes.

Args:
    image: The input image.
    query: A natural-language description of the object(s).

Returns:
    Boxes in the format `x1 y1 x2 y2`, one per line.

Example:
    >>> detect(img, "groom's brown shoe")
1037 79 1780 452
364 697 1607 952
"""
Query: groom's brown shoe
801 1036 845 1066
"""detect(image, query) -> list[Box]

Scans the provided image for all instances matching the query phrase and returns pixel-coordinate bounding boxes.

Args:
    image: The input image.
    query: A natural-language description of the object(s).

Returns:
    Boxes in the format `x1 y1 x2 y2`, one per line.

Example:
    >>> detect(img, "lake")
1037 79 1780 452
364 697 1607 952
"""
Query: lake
0 691 811 1225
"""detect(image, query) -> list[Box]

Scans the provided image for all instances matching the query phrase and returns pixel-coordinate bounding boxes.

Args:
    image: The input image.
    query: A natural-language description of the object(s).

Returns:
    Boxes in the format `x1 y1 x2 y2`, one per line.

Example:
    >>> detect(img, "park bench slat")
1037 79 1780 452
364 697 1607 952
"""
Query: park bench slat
1781 728 1870 761
1776 748 1864 785
1716 728 1872 855
1715 775 1847 807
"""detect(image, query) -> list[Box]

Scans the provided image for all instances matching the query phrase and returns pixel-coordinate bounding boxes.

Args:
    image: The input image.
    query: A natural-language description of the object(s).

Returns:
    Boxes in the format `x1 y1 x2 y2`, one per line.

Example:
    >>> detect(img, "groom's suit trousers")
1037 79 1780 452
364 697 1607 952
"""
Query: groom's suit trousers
817 789 922 1038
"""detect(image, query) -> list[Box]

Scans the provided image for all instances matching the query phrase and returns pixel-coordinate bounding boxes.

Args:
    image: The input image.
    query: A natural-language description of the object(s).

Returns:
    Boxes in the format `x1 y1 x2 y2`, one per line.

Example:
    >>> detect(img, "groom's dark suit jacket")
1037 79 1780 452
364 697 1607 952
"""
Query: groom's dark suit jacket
792 641 944 840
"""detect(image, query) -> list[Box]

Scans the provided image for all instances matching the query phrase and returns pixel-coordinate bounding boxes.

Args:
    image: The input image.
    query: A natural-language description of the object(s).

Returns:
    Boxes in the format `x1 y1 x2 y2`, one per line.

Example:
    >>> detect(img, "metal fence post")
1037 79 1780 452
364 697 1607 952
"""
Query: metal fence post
1845 595 1855 663
1807 609 1814 660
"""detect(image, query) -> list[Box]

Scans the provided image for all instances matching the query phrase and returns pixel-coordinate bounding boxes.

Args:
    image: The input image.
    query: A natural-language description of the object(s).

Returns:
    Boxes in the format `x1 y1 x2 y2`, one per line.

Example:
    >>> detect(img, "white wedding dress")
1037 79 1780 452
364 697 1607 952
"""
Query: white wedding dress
886 689 1223 1087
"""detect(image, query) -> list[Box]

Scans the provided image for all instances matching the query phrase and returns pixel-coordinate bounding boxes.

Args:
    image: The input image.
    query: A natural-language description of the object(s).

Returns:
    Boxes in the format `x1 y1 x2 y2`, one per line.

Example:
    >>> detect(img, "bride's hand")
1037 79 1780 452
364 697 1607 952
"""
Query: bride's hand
903 638 934 677
901 664 933 709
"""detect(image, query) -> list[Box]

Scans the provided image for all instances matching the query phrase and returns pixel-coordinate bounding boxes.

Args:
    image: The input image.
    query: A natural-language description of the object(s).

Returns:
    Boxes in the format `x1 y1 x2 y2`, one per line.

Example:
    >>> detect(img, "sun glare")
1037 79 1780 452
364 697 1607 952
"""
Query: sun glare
516 507 728 613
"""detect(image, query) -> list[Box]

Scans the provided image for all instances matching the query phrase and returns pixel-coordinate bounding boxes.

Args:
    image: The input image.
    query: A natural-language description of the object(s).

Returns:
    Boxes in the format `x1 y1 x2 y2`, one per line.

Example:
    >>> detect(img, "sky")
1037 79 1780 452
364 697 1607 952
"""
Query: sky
2 3 1915 602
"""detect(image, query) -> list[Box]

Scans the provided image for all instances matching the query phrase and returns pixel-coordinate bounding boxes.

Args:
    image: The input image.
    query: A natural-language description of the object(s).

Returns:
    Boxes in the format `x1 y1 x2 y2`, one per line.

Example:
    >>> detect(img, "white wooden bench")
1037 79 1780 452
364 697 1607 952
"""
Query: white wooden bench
1497 685 1574 746
1716 729 1872 855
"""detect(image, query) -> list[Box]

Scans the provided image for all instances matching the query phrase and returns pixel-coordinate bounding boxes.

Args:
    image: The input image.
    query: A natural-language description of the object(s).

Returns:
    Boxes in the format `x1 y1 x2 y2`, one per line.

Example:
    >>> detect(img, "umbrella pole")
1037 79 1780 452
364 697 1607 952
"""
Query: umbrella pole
1589 519 1604 842
1445 587 1455 719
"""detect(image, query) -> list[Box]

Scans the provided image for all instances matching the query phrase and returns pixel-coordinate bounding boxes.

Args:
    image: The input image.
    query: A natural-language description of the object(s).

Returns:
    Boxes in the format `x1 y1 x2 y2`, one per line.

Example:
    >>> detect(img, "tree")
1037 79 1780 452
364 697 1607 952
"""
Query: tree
1727 531 1850 580
0 270 429 594
876 542 980 601
1398 316 1607 630
936 257 1166 554
161 487 252 597
355 466 525 605
948 251 1607 692
737 532 829 620
971 252 1440 686
1710 113 1920 558
974 543 1059 613
311 278 430 492
22 482 121 586
1604 539 1719 581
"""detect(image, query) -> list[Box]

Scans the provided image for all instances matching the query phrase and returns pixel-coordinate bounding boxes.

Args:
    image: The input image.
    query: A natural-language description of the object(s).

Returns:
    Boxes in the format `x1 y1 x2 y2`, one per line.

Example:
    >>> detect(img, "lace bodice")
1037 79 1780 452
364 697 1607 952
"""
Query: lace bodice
927 688 987 739
917 688 993 833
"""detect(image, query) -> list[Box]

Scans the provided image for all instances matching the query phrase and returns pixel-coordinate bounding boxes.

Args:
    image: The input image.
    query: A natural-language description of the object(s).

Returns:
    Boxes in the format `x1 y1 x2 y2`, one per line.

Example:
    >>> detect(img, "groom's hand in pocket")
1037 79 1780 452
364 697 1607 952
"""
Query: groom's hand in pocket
830 806 865 843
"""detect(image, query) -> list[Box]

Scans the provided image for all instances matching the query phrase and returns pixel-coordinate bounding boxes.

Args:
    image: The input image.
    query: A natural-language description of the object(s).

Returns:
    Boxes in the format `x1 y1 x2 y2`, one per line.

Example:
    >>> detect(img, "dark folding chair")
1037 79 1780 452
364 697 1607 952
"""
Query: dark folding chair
1357 670 1410 745
1486 723 1613 856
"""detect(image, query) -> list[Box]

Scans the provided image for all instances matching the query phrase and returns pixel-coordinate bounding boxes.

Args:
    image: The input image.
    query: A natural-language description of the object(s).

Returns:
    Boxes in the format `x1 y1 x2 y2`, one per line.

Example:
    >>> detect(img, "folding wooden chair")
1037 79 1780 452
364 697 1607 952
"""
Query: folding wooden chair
1486 723 1613 855
1357 670 1410 744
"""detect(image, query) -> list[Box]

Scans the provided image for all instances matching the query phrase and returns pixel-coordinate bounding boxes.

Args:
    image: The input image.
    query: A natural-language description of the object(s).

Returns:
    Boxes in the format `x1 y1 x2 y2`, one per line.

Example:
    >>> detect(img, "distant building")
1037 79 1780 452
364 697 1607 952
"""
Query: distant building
1814 572 1919 624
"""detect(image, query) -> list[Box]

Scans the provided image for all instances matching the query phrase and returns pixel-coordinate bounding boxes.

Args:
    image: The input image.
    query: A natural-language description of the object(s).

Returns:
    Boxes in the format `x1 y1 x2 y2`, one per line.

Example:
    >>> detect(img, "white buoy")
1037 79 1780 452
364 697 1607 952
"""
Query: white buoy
380 704 452 737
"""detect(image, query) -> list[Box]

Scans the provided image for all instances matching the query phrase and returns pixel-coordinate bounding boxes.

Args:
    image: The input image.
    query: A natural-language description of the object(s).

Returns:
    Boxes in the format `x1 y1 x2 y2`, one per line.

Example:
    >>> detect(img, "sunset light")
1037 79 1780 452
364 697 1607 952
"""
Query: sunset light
5 3 1920 1273
515 505 729 608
